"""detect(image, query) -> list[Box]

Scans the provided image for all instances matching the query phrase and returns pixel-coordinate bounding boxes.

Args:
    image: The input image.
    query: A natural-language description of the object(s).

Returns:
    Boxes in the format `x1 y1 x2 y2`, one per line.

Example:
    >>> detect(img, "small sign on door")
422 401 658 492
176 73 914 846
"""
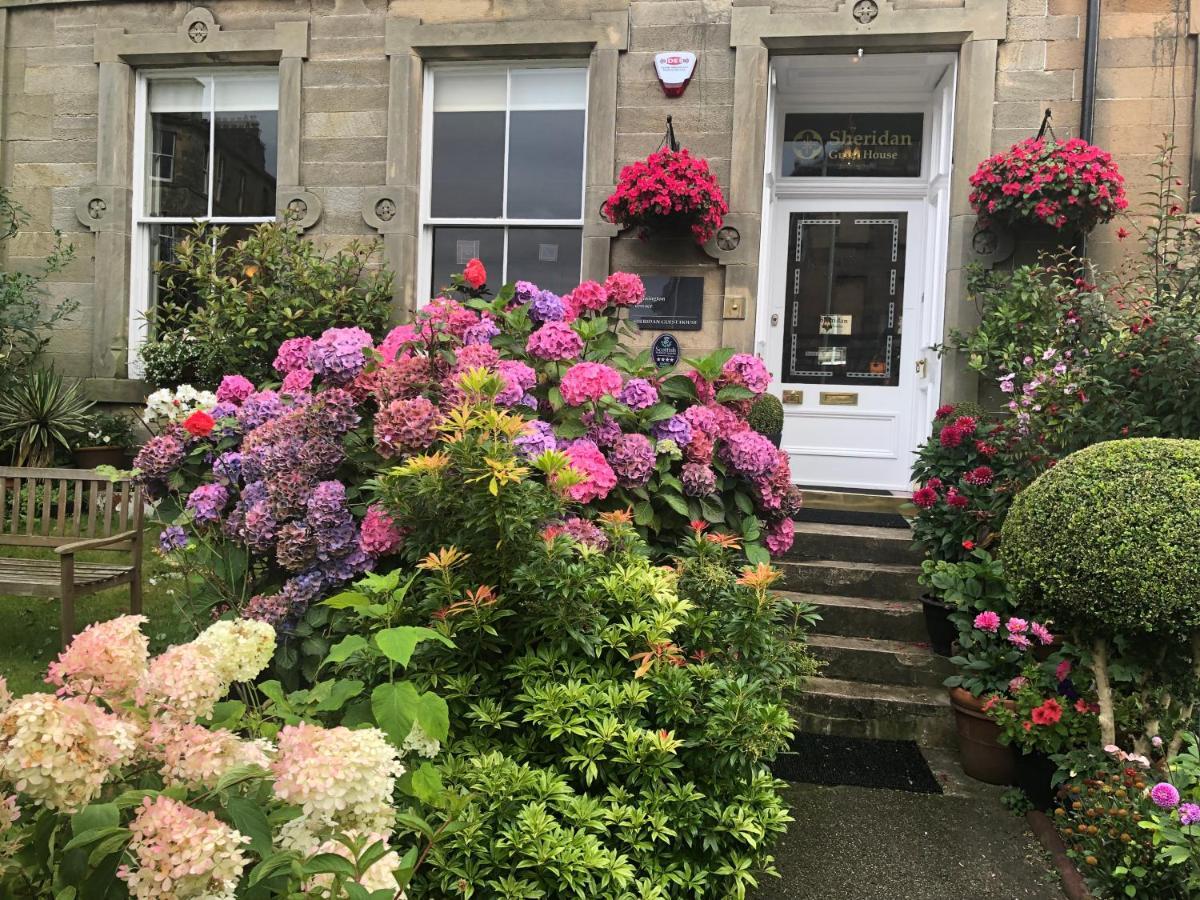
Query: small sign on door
818 314 852 335
817 347 847 366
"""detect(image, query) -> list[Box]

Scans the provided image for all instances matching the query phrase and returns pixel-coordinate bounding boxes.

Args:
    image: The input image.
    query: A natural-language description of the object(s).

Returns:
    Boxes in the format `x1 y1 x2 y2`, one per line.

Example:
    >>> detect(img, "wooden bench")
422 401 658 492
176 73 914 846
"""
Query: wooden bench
0 467 144 647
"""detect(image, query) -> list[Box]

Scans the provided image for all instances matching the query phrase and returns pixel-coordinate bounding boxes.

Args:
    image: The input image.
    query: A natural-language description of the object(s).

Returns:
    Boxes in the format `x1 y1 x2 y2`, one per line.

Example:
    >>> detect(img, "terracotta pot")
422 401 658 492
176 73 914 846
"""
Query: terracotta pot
949 686 1017 785
1016 749 1058 811
920 593 956 657
72 446 130 470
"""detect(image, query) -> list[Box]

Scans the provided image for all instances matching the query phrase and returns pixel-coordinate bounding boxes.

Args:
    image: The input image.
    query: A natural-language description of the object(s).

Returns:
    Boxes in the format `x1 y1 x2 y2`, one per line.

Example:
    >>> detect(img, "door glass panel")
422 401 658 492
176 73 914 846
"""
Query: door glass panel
781 212 906 387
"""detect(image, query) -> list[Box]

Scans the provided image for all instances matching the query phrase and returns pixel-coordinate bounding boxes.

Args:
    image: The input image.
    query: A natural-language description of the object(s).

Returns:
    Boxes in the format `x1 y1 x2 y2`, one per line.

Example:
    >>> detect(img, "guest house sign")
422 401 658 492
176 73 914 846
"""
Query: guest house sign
629 276 704 331
782 112 923 178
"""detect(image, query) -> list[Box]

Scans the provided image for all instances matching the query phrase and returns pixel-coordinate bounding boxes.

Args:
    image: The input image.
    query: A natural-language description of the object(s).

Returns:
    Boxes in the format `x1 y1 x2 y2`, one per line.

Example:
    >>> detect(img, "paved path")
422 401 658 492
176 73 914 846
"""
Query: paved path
754 752 1065 900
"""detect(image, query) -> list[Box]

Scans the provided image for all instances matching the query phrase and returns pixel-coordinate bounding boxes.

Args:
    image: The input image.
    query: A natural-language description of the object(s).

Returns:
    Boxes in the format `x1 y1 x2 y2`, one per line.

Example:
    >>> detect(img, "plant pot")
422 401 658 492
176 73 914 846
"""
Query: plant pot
72 446 130 470
920 593 956 657
949 687 1017 785
1015 750 1058 811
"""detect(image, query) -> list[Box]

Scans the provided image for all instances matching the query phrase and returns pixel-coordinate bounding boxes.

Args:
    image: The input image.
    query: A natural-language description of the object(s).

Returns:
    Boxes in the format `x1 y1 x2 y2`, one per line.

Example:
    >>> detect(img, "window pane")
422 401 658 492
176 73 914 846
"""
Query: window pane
506 227 582 296
433 69 506 112
510 68 587 109
212 109 278 217
146 109 209 217
148 76 209 113
214 74 279 112
430 110 505 218
507 110 585 219
431 226 503 297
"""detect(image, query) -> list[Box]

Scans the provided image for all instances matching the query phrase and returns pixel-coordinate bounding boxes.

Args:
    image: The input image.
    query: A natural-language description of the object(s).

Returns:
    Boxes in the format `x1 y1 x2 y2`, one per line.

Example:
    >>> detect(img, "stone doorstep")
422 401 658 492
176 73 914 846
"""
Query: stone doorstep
783 591 928 643
783 520 921 567
794 676 957 749
778 558 923 601
807 632 954 689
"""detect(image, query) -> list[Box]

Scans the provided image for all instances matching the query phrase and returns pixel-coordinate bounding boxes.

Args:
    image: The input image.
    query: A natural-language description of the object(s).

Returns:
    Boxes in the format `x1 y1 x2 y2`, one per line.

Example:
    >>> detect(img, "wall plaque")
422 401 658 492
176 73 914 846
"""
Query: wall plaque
629 275 703 331
782 112 923 178
652 334 681 368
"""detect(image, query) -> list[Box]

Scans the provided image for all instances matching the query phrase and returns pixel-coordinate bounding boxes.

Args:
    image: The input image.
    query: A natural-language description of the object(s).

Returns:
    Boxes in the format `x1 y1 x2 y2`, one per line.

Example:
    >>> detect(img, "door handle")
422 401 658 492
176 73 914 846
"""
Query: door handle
915 358 928 377
771 314 779 326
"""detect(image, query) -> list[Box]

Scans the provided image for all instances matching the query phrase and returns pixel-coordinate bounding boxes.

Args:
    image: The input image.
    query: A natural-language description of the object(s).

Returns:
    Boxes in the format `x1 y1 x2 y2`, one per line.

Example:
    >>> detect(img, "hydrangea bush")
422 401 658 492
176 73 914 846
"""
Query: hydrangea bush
138 263 800 677
0 614 449 898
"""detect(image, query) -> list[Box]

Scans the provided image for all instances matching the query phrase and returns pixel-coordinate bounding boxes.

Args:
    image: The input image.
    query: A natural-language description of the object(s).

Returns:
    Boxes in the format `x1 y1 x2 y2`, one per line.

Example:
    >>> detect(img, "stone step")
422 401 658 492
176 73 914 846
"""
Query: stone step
794 676 956 748
784 591 928 643
785 521 921 567
808 633 953 689
779 558 922 601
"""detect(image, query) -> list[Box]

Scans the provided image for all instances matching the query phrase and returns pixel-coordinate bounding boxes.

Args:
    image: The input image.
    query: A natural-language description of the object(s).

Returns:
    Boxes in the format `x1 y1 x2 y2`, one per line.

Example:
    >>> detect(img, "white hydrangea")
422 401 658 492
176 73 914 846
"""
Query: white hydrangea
144 385 218 425
0 694 139 813
401 721 441 759
192 619 276 684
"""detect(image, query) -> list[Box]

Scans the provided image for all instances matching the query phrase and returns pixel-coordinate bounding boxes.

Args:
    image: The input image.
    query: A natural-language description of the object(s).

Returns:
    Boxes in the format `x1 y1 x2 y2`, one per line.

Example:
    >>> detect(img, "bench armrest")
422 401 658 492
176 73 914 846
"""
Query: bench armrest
55 530 140 556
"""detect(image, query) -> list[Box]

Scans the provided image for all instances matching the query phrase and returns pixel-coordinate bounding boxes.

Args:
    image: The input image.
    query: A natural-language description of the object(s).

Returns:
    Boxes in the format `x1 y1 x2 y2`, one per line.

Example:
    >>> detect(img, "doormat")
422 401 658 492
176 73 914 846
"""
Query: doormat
771 733 943 794
795 508 911 529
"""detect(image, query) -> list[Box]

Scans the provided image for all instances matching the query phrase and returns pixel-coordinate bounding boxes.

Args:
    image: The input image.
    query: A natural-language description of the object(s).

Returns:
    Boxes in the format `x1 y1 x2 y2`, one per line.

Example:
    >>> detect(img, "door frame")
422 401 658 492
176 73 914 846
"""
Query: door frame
753 52 957 490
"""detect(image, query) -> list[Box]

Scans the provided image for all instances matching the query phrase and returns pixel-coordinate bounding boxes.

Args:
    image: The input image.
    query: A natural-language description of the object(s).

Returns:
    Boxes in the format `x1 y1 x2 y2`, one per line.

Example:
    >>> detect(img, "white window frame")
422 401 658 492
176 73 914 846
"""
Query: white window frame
417 61 590 302
128 66 280 374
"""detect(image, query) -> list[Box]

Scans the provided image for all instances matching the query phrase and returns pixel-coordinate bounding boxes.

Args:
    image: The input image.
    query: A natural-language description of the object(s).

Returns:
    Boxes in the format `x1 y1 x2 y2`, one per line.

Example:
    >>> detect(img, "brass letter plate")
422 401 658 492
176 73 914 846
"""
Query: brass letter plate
782 389 804 404
820 391 858 406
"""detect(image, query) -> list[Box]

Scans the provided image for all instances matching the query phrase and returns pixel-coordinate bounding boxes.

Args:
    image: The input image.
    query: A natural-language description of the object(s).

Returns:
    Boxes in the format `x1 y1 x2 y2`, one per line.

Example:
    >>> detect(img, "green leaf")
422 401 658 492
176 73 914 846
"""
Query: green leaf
371 681 420 746
321 590 371 610
304 852 358 879
358 570 401 594
313 678 365 712
375 626 452 667
414 691 450 741
325 634 369 665
248 851 297 887
214 764 268 794
410 763 444 804
633 501 654 526
226 797 273 856
716 385 756 402
699 496 725 524
71 803 118 838
745 541 770 565
62 826 129 854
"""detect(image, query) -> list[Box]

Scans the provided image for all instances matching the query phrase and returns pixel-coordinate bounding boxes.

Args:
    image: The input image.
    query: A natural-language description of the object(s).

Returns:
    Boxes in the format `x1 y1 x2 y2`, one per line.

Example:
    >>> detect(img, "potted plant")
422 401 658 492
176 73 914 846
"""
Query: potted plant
985 661 1100 810
945 609 1056 784
0 368 93 468
747 393 784 448
73 411 136 469
602 146 728 245
917 547 1009 657
968 136 1127 236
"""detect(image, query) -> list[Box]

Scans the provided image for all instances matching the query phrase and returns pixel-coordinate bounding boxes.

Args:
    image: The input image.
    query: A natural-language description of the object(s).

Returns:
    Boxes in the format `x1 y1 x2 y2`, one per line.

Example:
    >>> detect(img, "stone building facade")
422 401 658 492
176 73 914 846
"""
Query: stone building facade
0 0 1193 490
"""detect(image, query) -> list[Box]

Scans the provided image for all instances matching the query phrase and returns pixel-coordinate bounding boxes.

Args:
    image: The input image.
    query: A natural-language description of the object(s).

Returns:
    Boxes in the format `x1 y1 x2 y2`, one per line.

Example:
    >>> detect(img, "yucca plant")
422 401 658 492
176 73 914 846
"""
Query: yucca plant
0 368 93 467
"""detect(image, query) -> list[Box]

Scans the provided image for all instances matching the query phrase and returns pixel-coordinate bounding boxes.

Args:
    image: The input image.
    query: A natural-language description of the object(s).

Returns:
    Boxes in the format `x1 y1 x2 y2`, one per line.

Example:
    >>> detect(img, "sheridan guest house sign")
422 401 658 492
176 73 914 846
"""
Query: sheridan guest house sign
629 275 704 331
782 112 923 178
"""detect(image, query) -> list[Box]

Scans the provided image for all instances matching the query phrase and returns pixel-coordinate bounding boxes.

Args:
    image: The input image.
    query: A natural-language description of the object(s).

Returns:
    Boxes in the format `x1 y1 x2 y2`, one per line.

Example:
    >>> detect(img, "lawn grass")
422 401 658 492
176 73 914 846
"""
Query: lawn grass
0 536 194 696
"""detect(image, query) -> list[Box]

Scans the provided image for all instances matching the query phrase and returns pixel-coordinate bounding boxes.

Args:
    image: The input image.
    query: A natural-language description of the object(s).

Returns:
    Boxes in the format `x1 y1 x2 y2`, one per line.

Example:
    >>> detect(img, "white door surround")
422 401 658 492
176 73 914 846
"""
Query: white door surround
755 52 957 492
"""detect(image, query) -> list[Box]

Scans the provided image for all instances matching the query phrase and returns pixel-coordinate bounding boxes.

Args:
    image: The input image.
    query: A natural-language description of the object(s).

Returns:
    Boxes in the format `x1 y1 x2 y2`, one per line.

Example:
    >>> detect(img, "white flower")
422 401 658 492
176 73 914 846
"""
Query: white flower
192 619 276 684
144 385 218 424
401 720 441 759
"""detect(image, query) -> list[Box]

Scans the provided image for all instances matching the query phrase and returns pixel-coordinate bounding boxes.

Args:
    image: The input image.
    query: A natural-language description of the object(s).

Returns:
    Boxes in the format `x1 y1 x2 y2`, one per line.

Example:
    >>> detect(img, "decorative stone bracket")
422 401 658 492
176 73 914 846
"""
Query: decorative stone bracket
74 186 128 234
278 188 322 230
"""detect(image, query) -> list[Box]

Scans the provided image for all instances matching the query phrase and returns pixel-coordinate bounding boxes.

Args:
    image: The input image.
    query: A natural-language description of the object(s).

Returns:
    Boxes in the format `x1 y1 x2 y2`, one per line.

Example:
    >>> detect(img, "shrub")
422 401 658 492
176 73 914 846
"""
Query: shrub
747 393 783 438
317 406 815 898
1002 439 1200 638
0 188 77 394
0 368 94 466
142 220 393 388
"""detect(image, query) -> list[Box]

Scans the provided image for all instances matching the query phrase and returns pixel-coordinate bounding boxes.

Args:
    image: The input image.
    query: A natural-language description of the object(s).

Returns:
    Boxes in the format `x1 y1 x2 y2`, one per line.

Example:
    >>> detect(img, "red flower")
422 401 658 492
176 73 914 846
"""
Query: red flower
1031 698 1063 726
962 539 976 550
964 465 994 486
911 487 938 509
939 425 964 448
182 410 215 437
1074 698 1091 714
934 404 956 419
945 489 969 509
1117 227 1130 240
463 258 487 289
689 520 708 534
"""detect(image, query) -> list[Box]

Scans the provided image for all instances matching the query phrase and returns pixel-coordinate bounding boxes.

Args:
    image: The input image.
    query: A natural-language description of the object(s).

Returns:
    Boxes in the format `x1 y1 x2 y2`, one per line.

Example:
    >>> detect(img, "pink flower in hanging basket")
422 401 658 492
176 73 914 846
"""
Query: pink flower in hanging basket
968 137 1127 233
602 147 729 245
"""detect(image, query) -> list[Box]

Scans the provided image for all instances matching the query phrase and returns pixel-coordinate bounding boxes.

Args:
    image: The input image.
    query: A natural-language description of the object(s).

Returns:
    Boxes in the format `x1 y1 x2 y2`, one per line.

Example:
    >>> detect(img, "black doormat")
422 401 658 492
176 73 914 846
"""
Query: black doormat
795 508 911 529
771 733 943 794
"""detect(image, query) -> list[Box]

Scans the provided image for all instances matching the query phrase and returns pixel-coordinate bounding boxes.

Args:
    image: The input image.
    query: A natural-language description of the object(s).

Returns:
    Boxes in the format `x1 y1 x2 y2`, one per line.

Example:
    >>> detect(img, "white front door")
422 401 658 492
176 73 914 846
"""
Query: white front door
764 199 926 490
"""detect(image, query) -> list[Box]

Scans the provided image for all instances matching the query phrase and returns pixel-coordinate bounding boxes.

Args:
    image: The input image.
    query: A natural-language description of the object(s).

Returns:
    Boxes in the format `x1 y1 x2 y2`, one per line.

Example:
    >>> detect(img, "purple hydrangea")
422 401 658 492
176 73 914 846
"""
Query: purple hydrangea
241 500 278 552
495 360 537 406
1152 782 1181 809
619 378 659 411
464 317 501 345
273 336 314 375
213 451 243 485
514 420 557 459
681 462 717 497
529 290 565 324
721 430 779 477
158 525 188 552
547 516 609 551
186 483 229 524
514 280 540 304
237 391 283 430
609 433 656 487
133 434 184 483
1180 802 1200 826
653 415 693 448
583 412 622 450
306 326 373 384
276 520 317 572
316 388 362 433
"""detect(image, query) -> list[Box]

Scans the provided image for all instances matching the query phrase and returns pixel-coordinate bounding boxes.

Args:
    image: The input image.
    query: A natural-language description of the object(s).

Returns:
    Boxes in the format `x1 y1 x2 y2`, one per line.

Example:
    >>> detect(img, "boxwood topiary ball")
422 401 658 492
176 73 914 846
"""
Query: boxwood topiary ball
1001 438 1200 638
747 393 784 437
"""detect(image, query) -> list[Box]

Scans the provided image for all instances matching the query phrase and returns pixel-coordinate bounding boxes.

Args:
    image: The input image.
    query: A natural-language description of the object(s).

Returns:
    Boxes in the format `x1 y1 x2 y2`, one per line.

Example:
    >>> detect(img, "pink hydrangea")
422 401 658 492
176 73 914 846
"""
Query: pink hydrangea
215 374 255 405
45 614 149 706
618 378 658 410
377 324 418 362
307 326 374 385
360 504 404 556
720 430 778 477
603 271 646 307
721 354 771 395
765 517 794 555
526 321 584 361
566 280 608 313
419 297 479 341
495 360 537 406
374 397 441 458
149 721 272 789
686 370 716 404
974 611 1001 632
559 362 623 406
559 440 618 504
280 367 314 395
118 795 249 899
273 336 314 374
137 642 227 723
